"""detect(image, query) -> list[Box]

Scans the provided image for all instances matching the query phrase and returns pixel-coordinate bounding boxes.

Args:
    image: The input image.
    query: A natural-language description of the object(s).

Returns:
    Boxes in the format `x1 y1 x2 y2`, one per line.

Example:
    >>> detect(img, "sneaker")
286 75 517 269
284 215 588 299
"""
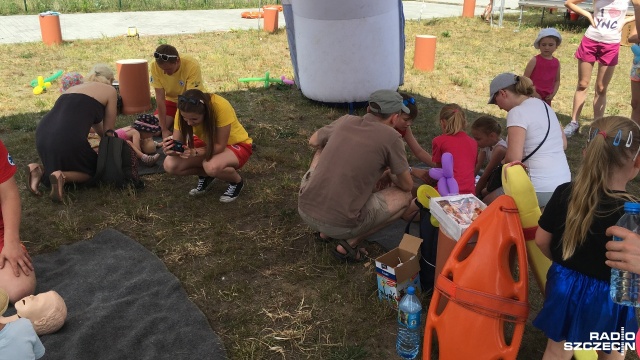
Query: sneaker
564 121 580 138
219 179 244 203
188 176 215 196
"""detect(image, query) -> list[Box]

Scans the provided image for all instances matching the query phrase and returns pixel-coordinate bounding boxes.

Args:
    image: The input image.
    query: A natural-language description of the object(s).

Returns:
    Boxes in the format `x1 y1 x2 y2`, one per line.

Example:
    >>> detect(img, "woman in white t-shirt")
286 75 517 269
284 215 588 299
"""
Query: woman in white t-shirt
563 0 634 137
486 73 570 207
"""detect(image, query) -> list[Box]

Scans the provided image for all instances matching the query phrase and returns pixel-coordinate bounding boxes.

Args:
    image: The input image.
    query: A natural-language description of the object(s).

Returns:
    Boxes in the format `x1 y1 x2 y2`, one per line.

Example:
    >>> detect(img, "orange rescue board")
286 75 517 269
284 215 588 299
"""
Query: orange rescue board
423 195 529 360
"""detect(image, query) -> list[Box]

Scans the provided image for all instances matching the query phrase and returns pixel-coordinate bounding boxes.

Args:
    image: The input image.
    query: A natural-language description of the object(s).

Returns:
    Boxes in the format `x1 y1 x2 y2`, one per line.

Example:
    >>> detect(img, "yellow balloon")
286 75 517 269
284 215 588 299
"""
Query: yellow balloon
37 76 45 87
44 82 52 88
33 86 43 95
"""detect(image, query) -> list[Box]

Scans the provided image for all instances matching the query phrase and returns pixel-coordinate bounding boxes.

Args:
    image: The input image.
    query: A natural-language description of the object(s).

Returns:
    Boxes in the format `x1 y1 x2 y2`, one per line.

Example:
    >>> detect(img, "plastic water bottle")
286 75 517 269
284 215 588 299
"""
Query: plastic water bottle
396 286 422 359
610 202 640 307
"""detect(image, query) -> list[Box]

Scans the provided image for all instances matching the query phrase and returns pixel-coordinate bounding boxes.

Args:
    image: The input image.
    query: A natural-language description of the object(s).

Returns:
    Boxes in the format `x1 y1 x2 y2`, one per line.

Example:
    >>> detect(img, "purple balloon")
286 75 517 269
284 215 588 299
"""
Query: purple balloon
442 152 454 178
429 167 443 180
446 177 459 195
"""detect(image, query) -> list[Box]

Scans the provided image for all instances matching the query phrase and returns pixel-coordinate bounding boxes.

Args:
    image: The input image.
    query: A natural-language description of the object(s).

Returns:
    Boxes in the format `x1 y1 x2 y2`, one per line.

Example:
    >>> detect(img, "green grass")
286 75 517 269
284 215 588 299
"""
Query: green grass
1 0 272 15
2 10 639 360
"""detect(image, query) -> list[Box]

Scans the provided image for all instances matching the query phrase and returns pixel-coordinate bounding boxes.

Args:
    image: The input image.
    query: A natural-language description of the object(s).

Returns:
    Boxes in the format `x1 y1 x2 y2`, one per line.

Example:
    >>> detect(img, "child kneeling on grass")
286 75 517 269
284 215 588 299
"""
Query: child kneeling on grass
115 114 161 166
0 140 36 303
470 115 506 199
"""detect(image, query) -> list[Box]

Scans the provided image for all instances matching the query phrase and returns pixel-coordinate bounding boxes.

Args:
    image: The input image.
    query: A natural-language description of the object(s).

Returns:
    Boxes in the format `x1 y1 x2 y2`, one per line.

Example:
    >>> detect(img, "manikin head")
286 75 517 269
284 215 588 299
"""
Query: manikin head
0 291 67 335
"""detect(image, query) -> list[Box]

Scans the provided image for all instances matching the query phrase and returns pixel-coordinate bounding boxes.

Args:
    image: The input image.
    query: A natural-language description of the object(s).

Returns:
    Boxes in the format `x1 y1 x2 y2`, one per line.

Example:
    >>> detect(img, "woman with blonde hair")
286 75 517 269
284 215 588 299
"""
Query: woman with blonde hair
485 72 570 206
27 63 118 202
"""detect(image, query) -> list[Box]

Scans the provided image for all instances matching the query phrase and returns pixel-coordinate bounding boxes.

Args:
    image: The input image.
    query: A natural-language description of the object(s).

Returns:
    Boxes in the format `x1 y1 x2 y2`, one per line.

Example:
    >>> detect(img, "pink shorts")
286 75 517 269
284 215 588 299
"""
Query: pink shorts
575 36 620 66
153 100 178 117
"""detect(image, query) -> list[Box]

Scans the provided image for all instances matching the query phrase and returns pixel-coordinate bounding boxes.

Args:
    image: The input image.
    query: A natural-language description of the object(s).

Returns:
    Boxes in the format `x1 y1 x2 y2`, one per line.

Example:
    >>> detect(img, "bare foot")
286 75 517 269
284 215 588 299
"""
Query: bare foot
27 163 43 196
49 170 66 203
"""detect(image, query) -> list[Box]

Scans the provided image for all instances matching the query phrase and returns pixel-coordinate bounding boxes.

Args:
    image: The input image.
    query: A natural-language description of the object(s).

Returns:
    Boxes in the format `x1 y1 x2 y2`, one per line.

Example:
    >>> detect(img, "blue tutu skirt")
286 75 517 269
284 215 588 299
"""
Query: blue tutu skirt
533 263 638 346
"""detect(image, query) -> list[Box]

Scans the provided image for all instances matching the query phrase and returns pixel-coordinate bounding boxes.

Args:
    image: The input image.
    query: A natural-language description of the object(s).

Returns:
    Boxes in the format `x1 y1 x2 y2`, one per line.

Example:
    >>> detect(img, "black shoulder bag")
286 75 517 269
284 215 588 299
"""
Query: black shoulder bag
485 102 552 193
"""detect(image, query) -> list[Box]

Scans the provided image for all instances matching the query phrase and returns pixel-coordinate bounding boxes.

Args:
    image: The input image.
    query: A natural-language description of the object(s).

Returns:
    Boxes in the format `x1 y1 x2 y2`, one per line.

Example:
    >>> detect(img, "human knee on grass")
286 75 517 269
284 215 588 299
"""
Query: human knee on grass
0 140 36 303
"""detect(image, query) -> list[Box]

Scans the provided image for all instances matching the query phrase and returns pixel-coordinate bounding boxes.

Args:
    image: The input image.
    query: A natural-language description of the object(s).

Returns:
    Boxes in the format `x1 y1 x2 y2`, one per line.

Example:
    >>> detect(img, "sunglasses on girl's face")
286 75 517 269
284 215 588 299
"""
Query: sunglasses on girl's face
153 52 178 61
178 95 204 105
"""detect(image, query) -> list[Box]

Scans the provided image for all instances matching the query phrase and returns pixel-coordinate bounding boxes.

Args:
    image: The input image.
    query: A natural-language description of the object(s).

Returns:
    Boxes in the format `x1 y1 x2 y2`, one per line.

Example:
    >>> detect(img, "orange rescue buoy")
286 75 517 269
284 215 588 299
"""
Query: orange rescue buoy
241 11 263 19
423 195 529 360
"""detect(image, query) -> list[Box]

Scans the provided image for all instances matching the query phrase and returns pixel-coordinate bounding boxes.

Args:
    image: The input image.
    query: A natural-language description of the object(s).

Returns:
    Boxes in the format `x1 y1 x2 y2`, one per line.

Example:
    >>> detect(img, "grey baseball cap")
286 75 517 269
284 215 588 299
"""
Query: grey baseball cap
488 73 519 104
369 90 410 114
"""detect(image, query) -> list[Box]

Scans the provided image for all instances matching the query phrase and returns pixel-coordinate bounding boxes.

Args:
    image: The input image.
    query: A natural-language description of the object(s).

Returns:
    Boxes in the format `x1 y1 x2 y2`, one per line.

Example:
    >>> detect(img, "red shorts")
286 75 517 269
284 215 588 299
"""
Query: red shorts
575 36 620 66
228 142 252 169
192 136 252 168
153 100 178 117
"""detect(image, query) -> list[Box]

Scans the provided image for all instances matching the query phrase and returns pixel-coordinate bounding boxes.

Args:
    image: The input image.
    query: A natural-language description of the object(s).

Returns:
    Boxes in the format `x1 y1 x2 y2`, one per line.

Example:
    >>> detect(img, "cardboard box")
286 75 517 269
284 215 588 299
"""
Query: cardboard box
375 234 423 309
430 194 486 241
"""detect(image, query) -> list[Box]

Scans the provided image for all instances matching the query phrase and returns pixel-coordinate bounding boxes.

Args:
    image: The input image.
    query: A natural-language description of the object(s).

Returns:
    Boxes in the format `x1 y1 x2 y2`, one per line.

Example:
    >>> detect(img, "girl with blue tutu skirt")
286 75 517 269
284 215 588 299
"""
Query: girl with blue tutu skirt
534 116 640 359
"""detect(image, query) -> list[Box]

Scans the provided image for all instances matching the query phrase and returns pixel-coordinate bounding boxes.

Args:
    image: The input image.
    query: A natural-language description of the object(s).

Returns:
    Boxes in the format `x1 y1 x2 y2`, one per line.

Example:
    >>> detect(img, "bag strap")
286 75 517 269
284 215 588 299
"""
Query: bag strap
521 101 551 163
93 136 110 181
404 199 424 234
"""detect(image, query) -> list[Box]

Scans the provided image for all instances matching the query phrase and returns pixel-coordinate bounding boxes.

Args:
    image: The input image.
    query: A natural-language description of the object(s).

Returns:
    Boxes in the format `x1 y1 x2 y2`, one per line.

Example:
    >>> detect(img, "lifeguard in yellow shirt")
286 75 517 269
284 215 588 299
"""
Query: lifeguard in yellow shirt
150 44 204 138
161 89 253 202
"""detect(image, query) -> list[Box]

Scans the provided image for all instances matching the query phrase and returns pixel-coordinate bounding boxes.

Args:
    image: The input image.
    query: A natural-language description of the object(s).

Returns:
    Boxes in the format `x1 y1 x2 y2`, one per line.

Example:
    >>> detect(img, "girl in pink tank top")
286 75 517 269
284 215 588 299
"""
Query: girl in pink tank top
524 28 562 106
114 114 162 166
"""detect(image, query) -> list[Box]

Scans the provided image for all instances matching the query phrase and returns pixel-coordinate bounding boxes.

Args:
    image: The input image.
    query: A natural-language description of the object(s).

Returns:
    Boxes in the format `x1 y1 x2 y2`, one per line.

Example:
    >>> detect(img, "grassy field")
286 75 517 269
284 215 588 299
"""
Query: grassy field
1 10 639 360
1 0 269 15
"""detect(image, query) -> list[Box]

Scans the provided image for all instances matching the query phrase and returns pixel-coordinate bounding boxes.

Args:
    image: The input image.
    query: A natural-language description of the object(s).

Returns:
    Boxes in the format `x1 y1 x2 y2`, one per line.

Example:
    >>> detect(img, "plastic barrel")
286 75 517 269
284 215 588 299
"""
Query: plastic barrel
462 0 477 18
263 7 279 33
116 59 151 115
414 35 437 72
39 13 63 46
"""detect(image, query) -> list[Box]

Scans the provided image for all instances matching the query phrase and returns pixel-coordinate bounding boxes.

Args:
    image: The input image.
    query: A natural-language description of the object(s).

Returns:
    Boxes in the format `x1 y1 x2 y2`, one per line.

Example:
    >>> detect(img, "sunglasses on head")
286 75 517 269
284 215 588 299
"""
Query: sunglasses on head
153 52 178 61
178 95 204 105
403 97 415 106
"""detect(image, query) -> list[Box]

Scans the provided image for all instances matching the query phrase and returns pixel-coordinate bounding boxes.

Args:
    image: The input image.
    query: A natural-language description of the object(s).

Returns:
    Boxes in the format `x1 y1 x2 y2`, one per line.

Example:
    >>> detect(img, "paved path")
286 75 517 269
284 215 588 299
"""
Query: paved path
0 0 520 44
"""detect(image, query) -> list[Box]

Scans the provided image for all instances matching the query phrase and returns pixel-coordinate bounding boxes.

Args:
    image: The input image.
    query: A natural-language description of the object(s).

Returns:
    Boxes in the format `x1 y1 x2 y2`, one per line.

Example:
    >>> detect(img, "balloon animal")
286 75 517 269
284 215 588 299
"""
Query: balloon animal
428 152 459 196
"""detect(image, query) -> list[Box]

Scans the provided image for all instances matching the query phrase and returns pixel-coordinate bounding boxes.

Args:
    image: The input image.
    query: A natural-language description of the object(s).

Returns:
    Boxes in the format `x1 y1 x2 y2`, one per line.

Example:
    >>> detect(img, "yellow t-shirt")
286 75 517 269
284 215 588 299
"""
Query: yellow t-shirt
149 55 204 102
174 94 252 146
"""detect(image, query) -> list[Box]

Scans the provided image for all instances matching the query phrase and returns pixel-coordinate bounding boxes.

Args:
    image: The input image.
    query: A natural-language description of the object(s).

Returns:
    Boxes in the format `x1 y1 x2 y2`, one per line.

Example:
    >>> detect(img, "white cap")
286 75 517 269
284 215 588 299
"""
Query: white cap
534 28 562 49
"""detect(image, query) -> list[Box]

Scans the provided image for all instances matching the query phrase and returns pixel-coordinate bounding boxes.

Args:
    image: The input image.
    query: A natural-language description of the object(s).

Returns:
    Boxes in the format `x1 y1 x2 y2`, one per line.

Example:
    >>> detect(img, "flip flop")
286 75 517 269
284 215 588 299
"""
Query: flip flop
330 240 367 263
49 171 66 203
27 163 43 196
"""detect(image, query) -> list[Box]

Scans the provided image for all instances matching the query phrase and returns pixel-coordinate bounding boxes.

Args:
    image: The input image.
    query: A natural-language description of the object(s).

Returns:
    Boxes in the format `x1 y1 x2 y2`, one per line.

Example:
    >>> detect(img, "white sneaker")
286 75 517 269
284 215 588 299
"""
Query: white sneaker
564 122 579 138
189 176 215 196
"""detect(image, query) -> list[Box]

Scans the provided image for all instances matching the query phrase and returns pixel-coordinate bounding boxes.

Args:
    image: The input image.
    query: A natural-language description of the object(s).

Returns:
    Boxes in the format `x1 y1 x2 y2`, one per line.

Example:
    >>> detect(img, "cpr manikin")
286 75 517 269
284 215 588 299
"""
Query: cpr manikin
0 288 46 359
0 290 67 335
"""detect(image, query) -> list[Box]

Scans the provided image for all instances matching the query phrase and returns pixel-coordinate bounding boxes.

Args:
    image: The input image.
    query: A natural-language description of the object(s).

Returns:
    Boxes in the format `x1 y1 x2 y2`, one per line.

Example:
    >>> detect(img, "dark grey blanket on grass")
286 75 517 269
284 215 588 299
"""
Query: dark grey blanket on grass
6 229 226 359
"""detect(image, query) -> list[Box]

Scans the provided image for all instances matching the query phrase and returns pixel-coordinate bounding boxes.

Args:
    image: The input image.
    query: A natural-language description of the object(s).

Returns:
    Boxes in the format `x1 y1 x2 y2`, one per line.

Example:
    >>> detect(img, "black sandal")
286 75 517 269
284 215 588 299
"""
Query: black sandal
330 240 366 263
